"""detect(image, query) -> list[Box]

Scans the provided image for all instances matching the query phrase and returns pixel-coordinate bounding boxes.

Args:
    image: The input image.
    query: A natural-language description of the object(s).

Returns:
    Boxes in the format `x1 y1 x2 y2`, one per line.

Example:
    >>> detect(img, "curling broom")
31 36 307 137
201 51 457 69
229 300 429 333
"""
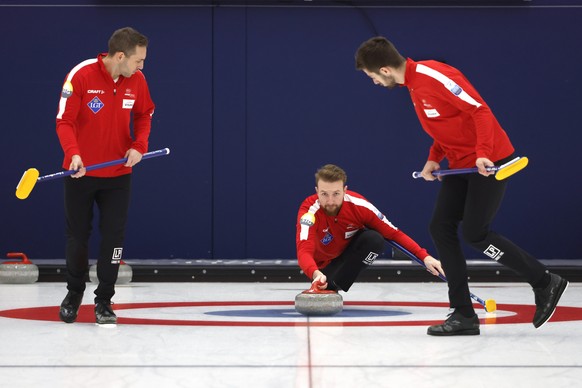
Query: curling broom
388 240 497 313
16 148 170 200
412 156 528 181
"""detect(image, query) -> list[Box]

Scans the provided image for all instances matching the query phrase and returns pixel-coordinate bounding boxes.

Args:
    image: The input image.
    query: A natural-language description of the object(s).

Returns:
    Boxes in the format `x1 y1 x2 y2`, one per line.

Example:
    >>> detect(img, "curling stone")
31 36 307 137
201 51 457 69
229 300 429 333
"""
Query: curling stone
0 252 39 284
89 260 132 284
295 281 343 316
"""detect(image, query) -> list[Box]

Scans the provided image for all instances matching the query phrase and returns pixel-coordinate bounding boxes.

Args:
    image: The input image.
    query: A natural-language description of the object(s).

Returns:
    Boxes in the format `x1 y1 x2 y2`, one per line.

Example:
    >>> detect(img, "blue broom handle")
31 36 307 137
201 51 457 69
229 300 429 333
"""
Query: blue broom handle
37 148 170 182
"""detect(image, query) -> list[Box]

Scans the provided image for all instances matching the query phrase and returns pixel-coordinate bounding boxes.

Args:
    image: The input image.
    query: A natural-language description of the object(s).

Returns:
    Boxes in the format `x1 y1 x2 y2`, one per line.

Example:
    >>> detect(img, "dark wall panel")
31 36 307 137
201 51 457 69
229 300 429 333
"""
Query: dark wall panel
0 4 580 262
0 6 213 260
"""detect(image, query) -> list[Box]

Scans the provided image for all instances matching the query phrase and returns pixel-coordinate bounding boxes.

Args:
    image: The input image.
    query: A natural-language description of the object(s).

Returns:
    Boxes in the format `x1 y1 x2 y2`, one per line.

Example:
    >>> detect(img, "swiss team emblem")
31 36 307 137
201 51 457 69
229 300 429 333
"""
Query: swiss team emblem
88 96 104 114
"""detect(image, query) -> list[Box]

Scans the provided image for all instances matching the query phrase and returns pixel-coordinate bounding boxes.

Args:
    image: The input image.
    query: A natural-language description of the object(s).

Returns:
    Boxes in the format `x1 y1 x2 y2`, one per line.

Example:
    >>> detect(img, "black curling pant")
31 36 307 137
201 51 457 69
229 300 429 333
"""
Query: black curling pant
429 161 546 311
64 174 131 304
321 229 385 292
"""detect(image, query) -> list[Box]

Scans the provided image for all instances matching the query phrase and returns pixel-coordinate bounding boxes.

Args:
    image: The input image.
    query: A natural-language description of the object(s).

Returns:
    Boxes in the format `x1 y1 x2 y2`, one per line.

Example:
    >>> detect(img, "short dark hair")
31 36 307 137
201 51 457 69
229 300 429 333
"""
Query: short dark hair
315 164 348 186
108 27 148 56
355 36 405 73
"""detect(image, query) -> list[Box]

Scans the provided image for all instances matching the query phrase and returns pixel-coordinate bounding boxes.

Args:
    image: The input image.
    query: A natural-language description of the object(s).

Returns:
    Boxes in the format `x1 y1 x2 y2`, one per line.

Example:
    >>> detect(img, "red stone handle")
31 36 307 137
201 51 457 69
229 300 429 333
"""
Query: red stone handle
5 252 33 265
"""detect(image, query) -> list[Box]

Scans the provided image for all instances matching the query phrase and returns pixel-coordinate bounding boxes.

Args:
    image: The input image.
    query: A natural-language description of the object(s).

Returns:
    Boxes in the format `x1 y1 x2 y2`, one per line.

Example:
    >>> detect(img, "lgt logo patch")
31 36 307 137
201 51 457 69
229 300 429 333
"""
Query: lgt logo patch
321 232 333 245
88 96 104 114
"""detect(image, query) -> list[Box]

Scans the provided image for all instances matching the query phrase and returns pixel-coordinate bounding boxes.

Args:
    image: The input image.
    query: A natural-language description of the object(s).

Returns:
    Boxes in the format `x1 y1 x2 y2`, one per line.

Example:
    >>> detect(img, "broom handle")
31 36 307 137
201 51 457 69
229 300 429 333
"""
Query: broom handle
37 148 170 182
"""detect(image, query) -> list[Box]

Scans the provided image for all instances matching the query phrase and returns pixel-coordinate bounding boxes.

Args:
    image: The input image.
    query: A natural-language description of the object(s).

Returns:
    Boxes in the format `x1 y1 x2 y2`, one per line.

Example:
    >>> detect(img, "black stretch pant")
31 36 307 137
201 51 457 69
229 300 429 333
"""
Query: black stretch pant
429 157 546 311
321 230 385 292
64 174 131 304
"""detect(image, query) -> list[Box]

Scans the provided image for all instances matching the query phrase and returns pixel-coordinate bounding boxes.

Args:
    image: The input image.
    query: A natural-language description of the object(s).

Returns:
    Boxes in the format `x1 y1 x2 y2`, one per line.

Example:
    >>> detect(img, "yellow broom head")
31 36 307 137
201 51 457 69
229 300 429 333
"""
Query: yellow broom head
15 168 40 200
495 157 529 180
485 299 497 312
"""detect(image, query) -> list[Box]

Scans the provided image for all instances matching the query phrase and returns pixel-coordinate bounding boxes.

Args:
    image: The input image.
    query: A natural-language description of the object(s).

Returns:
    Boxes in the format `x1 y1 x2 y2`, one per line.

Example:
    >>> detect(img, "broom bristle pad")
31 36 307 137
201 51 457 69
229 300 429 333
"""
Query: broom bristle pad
485 299 497 312
496 157 528 180
16 169 39 200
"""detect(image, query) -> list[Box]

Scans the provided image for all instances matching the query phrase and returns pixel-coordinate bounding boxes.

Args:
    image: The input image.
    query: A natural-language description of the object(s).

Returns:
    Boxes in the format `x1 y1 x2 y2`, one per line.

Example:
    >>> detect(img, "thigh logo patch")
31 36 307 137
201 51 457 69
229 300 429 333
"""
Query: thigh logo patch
363 252 379 265
111 248 123 264
484 244 504 261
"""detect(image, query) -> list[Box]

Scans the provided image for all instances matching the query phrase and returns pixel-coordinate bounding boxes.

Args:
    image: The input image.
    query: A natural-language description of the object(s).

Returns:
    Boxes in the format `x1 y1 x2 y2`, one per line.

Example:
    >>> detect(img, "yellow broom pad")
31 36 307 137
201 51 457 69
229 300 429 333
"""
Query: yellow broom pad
495 157 529 180
15 168 39 200
485 299 497 312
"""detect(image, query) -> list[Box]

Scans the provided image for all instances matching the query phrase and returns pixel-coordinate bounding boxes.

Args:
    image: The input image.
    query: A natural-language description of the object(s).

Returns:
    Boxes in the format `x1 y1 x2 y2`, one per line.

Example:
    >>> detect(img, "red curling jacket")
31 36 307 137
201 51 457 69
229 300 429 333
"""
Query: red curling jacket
56 53 155 177
403 58 514 168
296 190 430 279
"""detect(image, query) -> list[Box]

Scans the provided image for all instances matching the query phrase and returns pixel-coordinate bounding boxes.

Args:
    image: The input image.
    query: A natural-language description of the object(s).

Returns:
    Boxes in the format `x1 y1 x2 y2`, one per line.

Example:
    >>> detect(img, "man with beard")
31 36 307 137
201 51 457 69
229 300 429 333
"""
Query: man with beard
354 36 568 335
296 164 444 297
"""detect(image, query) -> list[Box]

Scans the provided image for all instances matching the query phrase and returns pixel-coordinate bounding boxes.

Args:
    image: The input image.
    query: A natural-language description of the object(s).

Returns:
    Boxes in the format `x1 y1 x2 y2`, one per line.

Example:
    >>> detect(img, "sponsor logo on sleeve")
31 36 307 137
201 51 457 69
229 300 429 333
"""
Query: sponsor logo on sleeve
300 212 315 227
61 81 73 98
445 80 463 96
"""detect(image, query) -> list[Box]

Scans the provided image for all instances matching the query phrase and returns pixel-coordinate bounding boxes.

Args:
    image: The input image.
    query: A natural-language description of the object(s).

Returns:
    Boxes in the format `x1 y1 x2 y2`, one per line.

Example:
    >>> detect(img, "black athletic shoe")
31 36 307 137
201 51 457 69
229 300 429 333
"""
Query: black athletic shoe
533 273 568 329
59 291 84 323
95 302 117 325
427 311 480 336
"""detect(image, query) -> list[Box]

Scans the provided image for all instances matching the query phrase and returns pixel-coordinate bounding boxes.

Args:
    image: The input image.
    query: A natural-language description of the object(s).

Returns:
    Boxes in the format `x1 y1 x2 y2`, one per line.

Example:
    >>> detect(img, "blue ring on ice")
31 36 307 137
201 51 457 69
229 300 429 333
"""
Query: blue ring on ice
205 308 411 318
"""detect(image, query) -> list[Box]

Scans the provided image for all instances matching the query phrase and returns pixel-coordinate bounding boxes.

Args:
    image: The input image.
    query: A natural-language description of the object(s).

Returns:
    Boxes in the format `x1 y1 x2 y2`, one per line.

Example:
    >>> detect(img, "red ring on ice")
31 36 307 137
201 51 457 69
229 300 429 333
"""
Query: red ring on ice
1 301 581 327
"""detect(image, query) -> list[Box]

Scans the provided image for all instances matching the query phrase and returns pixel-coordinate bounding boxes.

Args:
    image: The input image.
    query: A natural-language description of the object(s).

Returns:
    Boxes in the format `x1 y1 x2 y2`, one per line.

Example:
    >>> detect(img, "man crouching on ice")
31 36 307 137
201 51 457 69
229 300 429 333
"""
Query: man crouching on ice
296 164 444 291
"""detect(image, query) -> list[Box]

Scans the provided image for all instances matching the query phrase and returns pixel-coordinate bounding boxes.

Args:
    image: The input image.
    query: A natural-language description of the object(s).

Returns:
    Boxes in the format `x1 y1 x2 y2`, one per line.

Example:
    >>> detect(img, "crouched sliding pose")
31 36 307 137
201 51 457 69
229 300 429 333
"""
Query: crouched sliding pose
295 164 444 307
